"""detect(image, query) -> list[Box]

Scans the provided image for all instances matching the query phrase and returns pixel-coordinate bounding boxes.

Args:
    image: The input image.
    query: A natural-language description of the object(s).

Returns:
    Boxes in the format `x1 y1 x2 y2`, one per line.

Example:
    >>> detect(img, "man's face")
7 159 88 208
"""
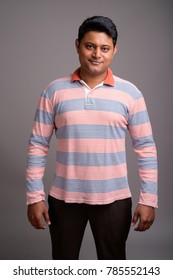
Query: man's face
75 31 117 78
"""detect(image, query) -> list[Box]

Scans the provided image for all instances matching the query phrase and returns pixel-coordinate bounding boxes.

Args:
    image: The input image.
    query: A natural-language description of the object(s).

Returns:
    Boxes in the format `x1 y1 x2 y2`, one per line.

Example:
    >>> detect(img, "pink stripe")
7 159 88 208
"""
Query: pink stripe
93 88 133 107
26 167 45 180
32 122 54 137
134 146 157 158
50 88 84 104
139 168 157 182
57 138 125 153
37 97 53 113
55 110 127 128
49 186 131 205
26 190 45 205
130 97 146 114
27 145 49 156
129 122 152 138
44 76 71 92
139 192 158 208
56 163 127 180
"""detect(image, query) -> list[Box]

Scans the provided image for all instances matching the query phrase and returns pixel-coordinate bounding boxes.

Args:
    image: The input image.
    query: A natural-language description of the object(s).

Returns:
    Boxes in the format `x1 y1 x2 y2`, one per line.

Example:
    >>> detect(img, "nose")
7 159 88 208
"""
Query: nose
92 47 101 59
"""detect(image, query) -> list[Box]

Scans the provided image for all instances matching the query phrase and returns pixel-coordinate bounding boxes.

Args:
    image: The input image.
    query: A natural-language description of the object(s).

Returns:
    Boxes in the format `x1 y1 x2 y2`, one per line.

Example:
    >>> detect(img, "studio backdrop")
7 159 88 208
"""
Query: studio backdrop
0 0 172 259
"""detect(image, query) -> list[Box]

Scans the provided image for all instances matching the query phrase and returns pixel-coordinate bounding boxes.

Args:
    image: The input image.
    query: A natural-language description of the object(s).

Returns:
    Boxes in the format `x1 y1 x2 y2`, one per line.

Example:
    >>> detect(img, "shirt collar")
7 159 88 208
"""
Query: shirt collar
71 67 115 87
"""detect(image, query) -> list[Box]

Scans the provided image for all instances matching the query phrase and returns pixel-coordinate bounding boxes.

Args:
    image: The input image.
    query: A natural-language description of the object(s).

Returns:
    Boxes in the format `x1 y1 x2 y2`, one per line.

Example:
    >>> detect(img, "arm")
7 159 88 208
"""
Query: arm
128 90 158 230
26 89 55 228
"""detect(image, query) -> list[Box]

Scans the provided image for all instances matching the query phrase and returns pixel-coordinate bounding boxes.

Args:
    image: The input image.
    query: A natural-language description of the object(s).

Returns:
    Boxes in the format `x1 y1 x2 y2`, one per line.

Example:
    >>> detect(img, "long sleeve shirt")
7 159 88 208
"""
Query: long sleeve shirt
26 68 158 207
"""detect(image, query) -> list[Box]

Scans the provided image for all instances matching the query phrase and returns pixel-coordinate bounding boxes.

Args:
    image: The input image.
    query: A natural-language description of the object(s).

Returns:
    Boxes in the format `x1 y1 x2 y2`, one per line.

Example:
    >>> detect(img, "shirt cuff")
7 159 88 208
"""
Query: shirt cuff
26 190 45 205
139 192 158 208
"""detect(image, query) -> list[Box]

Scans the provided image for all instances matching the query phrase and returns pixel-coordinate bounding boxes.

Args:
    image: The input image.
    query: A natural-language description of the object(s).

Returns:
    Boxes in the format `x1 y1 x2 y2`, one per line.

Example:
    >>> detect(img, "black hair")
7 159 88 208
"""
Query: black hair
78 16 118 46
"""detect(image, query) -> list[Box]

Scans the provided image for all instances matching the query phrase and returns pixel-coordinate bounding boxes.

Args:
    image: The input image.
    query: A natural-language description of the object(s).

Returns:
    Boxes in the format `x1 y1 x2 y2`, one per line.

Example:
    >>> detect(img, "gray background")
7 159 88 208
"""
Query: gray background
0 0 172 259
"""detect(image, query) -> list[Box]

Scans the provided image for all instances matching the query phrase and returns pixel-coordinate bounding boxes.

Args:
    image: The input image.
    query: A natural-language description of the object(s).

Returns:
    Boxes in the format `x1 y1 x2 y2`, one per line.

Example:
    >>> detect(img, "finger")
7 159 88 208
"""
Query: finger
35 216 46 229
134 220 150 231
28 213 36 227
29 214 45 229
134 224 145 231
131 212 138 226
28 216 39 229
145 221 153 231
29 218 37 228
43 210 51 226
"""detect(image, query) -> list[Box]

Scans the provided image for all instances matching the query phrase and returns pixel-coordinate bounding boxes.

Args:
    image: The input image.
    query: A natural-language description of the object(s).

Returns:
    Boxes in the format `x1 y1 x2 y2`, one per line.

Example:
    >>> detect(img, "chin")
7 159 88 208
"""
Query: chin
87 66 104 74
91 69 106 76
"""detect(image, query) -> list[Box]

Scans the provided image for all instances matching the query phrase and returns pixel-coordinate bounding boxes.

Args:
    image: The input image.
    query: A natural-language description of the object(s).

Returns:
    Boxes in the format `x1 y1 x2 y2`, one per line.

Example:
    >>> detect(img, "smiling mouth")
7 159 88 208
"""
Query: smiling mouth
89 60 102 65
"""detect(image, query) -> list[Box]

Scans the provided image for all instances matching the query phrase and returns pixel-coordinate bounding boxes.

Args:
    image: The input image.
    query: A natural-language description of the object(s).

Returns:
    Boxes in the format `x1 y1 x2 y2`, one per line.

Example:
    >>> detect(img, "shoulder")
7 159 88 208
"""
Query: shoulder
113 75 142 100
41 74 75 99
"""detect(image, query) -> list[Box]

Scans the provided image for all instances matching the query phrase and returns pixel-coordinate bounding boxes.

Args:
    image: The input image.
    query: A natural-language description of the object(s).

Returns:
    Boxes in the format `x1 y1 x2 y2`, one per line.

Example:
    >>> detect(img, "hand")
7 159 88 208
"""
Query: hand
27 201 51 229
131 204 155 231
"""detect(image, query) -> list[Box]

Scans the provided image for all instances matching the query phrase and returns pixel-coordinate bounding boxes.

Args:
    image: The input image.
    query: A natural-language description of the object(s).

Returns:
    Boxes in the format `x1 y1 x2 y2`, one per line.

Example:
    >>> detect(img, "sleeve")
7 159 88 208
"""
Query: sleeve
26 90 55 205
128 92 158 208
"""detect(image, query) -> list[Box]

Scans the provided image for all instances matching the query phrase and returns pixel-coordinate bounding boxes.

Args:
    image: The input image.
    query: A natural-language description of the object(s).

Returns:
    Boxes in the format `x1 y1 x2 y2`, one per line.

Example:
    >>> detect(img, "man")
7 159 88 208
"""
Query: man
26 16 158 260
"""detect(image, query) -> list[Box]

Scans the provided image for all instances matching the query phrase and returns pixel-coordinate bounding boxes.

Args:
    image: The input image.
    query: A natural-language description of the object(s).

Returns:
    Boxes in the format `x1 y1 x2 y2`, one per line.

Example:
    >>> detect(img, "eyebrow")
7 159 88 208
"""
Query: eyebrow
85 42 111 47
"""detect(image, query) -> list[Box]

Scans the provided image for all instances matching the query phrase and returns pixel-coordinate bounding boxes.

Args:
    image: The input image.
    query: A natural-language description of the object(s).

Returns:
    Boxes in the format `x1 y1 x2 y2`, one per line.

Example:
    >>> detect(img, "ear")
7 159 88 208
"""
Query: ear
113 45 118 56
75 39 79 53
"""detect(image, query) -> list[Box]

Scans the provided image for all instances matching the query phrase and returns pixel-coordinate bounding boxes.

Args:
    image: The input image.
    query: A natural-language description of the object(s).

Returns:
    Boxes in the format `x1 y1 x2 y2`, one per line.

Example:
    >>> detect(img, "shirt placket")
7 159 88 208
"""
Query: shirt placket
85 87 94 109
80 80 103 110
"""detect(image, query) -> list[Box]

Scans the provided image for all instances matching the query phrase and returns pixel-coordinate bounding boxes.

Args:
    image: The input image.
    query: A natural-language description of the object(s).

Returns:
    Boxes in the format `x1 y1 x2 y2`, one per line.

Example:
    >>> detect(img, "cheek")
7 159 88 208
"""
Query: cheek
79 50 86 58
104 54 114 63
79 52 91 63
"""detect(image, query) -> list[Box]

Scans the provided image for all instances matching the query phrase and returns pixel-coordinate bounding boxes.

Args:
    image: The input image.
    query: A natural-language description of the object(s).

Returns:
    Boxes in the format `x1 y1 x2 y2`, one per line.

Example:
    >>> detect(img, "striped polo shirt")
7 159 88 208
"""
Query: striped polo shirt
26 68 158 207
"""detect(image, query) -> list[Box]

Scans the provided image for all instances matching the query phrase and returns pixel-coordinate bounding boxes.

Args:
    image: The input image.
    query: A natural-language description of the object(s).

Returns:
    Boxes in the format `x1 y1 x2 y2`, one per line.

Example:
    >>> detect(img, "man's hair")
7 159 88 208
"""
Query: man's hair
78 16 118 46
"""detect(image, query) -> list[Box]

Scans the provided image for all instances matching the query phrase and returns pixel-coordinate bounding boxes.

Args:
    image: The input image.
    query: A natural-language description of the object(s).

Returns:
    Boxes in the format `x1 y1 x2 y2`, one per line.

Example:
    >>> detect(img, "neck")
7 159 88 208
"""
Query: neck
79 69 107 88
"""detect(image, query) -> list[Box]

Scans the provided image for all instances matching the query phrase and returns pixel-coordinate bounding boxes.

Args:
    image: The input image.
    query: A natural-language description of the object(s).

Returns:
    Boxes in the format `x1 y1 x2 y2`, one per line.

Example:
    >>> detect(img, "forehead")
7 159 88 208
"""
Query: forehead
81 31 114 46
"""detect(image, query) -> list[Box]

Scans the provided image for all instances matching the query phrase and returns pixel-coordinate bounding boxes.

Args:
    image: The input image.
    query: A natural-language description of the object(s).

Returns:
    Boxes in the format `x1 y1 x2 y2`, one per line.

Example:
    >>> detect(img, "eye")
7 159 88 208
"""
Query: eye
86 44 94 50
101 47 110 52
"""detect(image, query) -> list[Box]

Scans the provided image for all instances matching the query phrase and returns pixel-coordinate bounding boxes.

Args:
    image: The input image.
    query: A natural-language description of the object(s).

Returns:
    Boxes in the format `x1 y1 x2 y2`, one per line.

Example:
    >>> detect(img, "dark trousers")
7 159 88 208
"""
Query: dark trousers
48 195 132 260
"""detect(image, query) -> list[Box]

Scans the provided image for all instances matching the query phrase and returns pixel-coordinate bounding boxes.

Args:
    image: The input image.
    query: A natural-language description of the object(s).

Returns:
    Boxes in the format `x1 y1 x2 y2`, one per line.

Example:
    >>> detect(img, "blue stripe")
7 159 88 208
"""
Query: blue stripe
55 98 128 116
53 175 129 193
34 109 54 125
55 99 84 114
27 155 47 167
128 110 149 126
26 179 44 192
56 151 126 166
42 78 141 101
42 79 81 99
114 81 141 99
138 157 157 169
29 134 51 146
132 135 155 148
141 181 158 195
56 124 126 139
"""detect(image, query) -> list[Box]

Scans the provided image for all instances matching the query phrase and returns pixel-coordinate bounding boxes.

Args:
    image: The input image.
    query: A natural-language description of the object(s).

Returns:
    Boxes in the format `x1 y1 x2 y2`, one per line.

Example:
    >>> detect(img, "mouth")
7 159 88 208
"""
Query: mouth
89 60 102 65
